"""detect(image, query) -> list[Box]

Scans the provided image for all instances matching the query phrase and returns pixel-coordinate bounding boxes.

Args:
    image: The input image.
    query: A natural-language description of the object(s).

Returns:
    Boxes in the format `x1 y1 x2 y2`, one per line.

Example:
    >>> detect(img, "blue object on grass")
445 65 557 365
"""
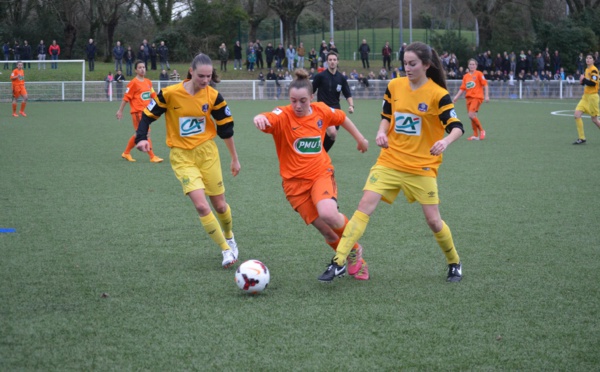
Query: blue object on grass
0 228 16 233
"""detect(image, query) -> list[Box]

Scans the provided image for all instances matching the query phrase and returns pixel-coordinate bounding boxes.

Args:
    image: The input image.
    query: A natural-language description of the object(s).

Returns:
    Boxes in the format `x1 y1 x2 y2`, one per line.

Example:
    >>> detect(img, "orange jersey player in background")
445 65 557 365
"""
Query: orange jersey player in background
253 68 370 281
11 61 28 117
453 58 489 140
116 60 163 163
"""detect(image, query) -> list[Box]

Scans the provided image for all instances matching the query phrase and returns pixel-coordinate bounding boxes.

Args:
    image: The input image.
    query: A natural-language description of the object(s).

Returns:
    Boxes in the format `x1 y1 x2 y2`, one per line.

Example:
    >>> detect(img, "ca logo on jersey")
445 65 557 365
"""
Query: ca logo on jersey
180 116 206 137
394 112 421 135
293 136 321 154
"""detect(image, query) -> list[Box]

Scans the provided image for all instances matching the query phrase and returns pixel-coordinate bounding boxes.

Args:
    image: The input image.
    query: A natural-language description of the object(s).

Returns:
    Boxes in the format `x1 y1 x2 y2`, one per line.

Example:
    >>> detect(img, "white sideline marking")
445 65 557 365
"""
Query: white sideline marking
551 110 590 118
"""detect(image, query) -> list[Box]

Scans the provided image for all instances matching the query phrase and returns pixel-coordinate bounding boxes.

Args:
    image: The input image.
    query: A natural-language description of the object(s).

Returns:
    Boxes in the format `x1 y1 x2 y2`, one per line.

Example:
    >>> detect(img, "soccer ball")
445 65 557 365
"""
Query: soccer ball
235 260 270 294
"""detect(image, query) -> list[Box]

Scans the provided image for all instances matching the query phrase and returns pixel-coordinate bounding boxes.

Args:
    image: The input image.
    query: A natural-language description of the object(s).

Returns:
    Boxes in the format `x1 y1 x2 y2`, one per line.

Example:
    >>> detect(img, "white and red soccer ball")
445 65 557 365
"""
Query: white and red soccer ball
235 260 270 294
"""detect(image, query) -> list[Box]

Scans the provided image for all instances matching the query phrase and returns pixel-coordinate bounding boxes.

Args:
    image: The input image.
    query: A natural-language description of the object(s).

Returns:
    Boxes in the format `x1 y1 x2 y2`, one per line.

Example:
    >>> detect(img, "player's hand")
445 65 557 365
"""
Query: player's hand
230 159 241 177
116 110 122 120
430 139 449 156
356 138 368 153
375 131 389 148
136 140 150 152
253 115 271 130
348 106 354 114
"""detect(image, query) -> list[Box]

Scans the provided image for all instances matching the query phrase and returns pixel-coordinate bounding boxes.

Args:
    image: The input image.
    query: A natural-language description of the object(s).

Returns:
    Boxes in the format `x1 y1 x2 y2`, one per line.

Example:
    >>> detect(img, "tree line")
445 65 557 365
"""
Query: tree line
0 0 598 73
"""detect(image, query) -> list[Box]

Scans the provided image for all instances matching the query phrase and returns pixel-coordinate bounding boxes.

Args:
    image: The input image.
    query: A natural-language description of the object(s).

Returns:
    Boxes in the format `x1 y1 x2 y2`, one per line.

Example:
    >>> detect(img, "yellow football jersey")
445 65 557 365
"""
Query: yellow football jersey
583 65 599 95
143 80 234 150
378 77 463 177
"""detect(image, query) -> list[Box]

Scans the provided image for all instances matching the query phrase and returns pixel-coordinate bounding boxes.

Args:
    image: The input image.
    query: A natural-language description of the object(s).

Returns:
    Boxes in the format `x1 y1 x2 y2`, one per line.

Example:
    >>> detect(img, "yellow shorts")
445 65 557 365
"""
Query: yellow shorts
363 164 440 205
170 140 225 196
576 94 600 117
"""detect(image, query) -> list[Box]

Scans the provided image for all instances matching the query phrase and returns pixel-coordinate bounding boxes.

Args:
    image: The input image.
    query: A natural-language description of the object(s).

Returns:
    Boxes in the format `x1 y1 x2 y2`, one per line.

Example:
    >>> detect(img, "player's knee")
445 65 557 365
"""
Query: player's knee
425 215 443 232
194 203 212 216
319 209 340 227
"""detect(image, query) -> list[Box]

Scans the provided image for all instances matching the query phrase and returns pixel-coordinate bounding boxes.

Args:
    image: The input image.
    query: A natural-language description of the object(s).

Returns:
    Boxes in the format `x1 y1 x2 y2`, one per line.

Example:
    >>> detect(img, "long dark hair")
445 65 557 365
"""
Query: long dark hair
187 53 220 84
405 42 447 89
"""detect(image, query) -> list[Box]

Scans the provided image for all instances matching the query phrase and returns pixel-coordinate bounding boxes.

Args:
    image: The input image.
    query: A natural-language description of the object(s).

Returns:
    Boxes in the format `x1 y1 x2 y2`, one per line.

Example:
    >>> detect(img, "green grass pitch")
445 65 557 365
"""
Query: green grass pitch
1 97 599 370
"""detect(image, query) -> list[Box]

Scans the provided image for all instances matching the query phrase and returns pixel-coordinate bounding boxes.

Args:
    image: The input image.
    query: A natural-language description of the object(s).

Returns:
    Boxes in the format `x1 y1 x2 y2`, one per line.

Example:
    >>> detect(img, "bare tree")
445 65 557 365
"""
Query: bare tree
4 0 36 26
46 0 88 58
566 0 600 13
97 0 136 61
267 0 315 46
242 0 271 42
465 0 513 48
140 0 177 29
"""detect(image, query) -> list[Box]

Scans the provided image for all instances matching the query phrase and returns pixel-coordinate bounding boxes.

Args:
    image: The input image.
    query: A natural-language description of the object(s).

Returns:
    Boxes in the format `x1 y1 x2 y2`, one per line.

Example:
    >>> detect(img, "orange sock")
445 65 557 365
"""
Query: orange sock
326 238 340 251
12 103 17 114
20 102 26 113
332 214 349 237
329 214 359 251
124 135 136 154
472 117 483 135
147 138 156 158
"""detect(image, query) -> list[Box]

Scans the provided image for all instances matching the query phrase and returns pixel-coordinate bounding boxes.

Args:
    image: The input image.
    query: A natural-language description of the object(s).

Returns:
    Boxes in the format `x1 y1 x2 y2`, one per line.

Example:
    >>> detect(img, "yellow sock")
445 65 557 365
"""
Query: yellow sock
333 210 369 265
434 221 460 264
575 118 585 140
199 212 229 251
216 204 233 239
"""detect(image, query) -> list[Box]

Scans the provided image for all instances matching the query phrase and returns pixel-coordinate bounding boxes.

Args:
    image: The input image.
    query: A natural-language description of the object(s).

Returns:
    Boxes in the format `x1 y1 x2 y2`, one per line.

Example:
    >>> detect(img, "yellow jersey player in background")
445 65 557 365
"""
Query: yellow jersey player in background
135 53 241 269
319 41 465 283
573 54 600 145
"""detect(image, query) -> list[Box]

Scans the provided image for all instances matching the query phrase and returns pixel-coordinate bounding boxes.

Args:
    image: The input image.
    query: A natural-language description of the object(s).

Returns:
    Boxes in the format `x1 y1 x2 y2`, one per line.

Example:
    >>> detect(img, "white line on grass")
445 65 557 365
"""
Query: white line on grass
550 109 591 118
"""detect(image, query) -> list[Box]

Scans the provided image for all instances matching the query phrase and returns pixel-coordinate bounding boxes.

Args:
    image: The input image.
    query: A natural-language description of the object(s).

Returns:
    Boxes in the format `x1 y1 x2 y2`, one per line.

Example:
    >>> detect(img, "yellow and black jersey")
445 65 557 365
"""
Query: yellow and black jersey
378 77 463 177
582 65 599 95
136 80 234 150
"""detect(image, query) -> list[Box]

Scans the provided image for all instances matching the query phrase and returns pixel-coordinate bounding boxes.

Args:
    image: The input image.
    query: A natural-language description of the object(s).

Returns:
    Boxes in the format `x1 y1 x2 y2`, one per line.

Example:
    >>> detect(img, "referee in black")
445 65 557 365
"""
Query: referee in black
312 51 355 152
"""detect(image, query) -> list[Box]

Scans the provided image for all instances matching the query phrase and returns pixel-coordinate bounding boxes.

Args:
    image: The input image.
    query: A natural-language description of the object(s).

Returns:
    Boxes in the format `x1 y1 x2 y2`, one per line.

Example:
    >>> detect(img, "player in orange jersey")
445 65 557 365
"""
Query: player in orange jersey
10 61 28 117
253 68 370 281
453 58 489 140
116 60 163 163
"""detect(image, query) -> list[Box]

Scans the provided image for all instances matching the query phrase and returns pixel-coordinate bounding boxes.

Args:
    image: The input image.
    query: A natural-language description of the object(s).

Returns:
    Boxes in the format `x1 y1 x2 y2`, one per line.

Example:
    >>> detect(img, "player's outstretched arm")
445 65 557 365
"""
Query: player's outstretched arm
339 117 368 153
452 90 463 103
253 114 272 131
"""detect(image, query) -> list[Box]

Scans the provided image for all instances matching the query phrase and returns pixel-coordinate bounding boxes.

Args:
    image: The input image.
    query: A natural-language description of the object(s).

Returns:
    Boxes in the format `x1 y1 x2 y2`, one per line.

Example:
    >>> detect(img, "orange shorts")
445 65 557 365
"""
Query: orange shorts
13 86 27 99
283 169 338 225
130 112 151 133
466 98 483 113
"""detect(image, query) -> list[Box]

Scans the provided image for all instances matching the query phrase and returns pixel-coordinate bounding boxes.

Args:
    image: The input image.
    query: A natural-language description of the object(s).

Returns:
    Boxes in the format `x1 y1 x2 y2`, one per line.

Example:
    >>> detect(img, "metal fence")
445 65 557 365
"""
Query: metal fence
0 79 583 102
